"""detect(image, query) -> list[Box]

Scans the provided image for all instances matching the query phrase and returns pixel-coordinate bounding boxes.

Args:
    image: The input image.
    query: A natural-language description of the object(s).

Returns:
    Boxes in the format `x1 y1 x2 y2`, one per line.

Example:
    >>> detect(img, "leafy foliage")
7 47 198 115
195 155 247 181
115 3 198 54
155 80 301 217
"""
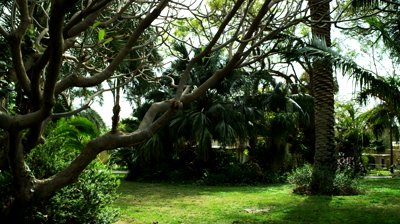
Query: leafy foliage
288 164 361 195
287 163 313 194
22 117 120 224
39 163 120 224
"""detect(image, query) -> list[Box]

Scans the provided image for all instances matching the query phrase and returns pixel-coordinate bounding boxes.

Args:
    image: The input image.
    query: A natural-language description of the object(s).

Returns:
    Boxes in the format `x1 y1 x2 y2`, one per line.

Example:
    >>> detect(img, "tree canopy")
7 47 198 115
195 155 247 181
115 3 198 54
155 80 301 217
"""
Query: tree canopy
1 0 400 222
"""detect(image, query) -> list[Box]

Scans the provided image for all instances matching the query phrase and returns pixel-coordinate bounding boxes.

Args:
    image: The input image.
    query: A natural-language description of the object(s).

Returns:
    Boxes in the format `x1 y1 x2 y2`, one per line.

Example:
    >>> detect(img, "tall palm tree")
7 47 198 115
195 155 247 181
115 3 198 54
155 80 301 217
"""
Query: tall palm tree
308 0 337 194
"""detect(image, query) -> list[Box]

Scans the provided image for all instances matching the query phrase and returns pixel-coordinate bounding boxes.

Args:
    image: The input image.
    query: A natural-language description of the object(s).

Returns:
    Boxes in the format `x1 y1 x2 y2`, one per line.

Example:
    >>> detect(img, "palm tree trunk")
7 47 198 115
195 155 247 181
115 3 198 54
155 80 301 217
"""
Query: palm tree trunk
309 0 337 194
389 121 394 173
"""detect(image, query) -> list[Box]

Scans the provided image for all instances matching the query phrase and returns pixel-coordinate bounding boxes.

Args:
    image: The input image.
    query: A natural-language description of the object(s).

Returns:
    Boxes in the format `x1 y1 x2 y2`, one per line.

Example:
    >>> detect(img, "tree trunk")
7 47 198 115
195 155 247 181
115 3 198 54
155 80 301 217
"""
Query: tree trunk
309 0 337 194
390 122 394 173
5 130 35 223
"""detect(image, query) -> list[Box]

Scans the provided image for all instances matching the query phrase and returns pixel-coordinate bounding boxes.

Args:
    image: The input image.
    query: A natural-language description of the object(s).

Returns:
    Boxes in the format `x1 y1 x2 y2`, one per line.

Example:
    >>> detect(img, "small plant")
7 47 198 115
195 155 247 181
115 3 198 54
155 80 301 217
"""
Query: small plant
288 164 361 195
287 163 313 194
333 171 361 195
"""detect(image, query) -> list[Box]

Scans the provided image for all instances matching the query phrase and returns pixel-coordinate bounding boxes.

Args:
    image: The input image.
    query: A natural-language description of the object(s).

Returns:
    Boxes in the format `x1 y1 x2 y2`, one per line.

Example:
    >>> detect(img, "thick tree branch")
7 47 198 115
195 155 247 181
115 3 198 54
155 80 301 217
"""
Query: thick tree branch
65 9 104 39
9 37 31 94
64 0 113 36
138 101 172 130
9 0 32 96
0 112 13 129
35 108 175 199
21 1 80 150
7 129 35 219
182 0 279 104
174 0 246 101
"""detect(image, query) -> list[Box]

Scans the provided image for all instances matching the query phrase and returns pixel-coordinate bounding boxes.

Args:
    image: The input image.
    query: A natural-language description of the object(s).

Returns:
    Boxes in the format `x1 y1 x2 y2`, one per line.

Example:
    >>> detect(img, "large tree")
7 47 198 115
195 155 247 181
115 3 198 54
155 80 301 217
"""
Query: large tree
308 0 337 194
0 0 306 221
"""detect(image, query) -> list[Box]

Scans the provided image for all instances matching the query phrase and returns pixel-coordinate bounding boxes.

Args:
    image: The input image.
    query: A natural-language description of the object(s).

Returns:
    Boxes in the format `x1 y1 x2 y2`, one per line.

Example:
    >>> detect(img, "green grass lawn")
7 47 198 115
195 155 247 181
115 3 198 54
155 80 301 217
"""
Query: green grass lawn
112 178 400 224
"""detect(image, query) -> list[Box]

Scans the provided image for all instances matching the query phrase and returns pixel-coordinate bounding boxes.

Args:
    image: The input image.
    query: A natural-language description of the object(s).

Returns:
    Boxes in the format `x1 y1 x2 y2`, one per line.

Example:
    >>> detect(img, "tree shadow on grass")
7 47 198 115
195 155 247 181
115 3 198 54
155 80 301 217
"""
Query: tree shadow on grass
227 195 333 224
115 180 400 224
279 193 400 224
117 180 288 200
227 180 400 224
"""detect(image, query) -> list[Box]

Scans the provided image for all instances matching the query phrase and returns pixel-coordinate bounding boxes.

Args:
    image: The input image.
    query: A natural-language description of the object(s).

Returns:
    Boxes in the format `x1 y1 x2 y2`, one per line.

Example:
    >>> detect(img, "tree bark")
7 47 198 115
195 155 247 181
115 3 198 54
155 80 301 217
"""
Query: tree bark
309 0 337 194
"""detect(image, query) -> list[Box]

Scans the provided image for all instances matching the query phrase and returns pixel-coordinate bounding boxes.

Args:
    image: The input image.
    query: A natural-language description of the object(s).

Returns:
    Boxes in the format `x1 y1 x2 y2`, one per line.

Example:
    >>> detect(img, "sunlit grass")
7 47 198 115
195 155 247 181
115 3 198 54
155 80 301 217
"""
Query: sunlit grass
112 179 400 224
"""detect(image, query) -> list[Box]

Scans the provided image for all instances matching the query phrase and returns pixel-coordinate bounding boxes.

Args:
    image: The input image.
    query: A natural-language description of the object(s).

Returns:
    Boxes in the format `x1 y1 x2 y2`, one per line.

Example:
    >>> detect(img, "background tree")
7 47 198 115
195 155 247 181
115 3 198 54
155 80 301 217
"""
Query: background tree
335 101 371 175
362 103 400 173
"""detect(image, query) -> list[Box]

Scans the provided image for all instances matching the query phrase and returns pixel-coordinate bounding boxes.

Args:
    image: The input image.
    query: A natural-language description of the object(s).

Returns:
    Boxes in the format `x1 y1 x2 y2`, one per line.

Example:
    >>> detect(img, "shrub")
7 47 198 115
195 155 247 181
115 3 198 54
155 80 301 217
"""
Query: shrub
288 164 361 195
21 117 120 224
201 161 266 185
333 172 361 195
287 163 313 194
39 162 120 224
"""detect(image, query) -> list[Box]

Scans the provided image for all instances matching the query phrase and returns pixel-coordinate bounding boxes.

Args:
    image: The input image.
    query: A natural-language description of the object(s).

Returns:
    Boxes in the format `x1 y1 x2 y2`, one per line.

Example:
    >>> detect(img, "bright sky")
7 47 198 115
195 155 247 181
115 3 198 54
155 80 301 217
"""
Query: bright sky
90 91 133 128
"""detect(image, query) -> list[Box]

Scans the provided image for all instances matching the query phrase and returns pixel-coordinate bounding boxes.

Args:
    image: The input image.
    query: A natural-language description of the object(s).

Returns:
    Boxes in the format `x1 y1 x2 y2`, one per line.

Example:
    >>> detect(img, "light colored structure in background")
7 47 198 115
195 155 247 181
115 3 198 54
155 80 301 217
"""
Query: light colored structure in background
363 142 400 169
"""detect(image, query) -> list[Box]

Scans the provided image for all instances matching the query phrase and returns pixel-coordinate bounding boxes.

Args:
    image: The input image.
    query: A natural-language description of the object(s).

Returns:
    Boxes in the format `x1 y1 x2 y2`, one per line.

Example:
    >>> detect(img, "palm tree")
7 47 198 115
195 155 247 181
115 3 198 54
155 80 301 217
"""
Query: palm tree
335 102 371 175
361 103 399 173
308 0 337 194
291 0 400 191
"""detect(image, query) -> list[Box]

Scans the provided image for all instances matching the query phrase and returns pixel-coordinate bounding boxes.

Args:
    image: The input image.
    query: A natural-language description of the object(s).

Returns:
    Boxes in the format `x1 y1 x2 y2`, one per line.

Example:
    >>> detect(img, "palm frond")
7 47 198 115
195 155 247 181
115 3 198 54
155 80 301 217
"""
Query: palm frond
140 133 164 162
214 121 237 145
206 103 226 116
69 117 99 138
293 38 400 110
287 98 304 114
364 16 400 61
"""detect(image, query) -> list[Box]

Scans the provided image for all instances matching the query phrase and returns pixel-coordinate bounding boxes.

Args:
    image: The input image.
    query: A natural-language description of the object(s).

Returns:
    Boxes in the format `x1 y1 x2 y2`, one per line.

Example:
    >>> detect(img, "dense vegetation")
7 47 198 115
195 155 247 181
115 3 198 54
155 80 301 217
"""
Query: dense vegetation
1 0 400 222
1 117 119 223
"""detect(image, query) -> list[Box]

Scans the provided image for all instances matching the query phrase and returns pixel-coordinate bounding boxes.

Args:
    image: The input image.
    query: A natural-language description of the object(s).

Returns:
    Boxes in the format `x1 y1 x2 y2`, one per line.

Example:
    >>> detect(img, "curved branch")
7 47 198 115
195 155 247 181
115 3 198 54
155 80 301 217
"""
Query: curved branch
173 0 246 101
55 0 170 95
51 105 90 119
64 0 112 36
34 108 175 199
138 101 172 130
182 0 279 104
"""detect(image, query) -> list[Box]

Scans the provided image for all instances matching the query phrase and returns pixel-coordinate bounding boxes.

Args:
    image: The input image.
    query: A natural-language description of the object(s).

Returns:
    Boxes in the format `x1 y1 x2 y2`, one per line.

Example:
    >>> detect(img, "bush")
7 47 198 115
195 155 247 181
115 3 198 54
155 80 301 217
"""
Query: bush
201 161 267 185
39 162 120 224
21 117 120 224
287 163 313 194
333 172 361 195
288 164 361 195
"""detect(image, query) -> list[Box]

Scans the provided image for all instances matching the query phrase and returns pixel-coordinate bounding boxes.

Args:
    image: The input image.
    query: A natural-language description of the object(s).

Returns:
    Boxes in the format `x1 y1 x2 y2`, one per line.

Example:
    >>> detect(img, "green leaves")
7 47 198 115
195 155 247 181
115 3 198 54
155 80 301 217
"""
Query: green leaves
97 29 113 45
98 29 105 41
92 21 113 45
44 117 100 151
